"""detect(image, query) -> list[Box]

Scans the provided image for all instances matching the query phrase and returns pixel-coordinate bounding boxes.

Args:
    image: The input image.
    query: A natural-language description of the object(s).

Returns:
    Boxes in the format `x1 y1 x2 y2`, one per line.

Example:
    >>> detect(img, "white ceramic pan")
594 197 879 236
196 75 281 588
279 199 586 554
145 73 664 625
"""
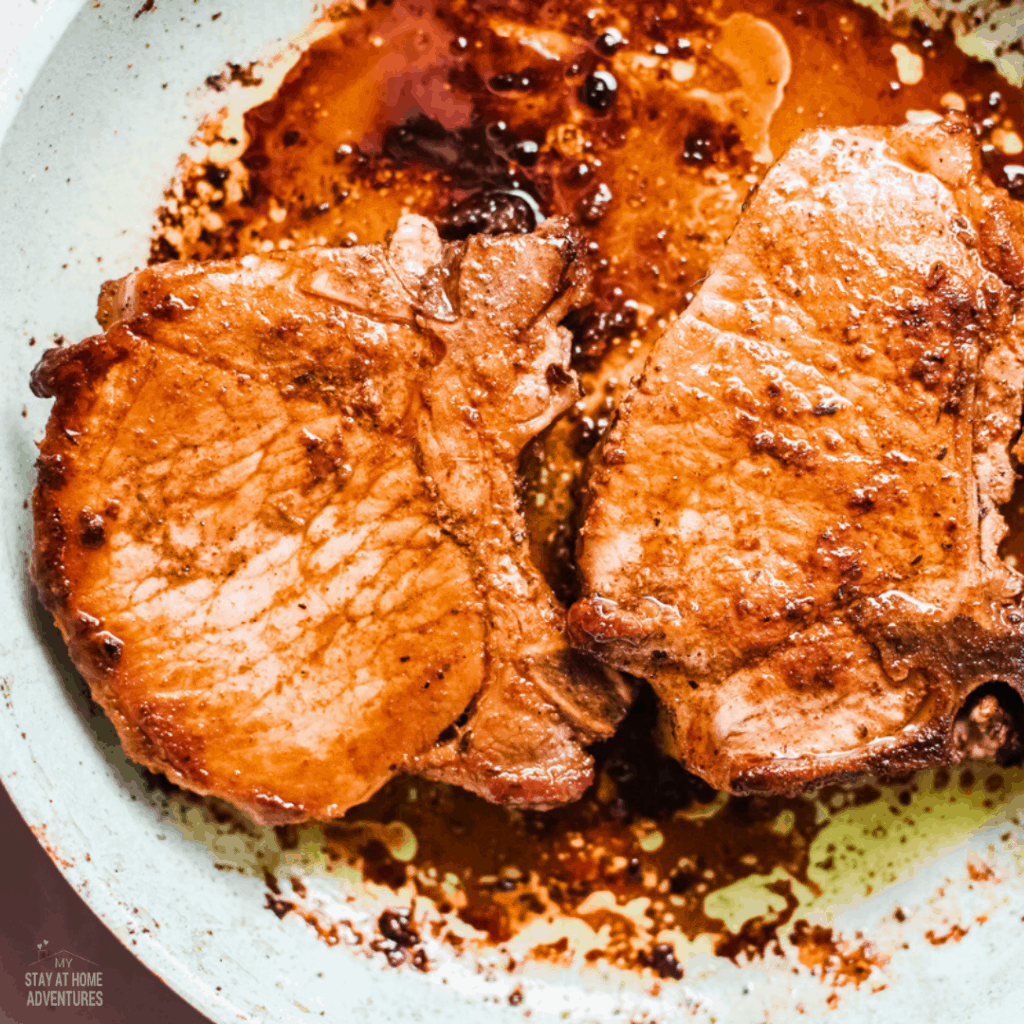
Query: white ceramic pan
3 1 1024 1021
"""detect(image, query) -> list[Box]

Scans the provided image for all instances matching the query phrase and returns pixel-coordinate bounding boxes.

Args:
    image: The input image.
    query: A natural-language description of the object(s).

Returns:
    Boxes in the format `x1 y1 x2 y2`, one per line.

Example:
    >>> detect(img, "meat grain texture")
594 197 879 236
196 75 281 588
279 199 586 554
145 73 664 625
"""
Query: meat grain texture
572 118 1024 793
31 216 631 824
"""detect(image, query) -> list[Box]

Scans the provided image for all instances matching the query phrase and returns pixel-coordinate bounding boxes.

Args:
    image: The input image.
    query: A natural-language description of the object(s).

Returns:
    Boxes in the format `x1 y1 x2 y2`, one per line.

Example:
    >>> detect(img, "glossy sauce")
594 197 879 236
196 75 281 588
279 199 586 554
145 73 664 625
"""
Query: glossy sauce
151 0 1024 972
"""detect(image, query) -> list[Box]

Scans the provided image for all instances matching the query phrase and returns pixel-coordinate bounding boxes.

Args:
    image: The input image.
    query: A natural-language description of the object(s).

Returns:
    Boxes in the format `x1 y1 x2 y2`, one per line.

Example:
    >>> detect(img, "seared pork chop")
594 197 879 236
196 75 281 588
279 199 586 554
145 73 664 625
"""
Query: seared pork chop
571 118 1024 794
32 216 631 824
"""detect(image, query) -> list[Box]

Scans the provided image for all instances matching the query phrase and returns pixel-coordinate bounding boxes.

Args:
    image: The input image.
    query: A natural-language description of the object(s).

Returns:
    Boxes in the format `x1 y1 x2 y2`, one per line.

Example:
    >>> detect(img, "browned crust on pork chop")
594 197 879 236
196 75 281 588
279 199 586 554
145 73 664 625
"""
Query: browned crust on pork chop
571 117 1024 794
32 216 632 824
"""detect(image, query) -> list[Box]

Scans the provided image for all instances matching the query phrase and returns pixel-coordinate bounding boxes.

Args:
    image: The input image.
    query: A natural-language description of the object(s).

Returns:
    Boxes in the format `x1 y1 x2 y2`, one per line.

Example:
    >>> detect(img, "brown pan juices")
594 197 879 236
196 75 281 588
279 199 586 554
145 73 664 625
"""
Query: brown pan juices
151 0 1024 971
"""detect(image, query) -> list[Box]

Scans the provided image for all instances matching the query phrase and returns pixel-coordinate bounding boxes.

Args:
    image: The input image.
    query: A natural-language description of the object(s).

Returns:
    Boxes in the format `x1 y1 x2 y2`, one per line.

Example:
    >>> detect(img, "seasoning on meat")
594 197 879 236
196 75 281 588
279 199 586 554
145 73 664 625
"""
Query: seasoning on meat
31 216 632 824
571 117 1024 793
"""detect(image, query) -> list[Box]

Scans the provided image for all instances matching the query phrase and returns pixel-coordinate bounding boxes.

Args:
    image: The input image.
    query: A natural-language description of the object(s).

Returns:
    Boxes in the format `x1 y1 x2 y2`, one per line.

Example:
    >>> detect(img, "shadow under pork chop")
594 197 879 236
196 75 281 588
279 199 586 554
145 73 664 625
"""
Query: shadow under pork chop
31 216 631 824
571 117 1024 794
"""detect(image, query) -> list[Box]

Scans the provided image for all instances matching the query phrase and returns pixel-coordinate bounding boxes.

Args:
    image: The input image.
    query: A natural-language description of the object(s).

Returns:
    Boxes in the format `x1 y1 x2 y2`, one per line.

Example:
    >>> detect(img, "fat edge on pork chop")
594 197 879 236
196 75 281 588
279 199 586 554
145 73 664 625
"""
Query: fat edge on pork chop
30 216 632 825
571 117 1024 795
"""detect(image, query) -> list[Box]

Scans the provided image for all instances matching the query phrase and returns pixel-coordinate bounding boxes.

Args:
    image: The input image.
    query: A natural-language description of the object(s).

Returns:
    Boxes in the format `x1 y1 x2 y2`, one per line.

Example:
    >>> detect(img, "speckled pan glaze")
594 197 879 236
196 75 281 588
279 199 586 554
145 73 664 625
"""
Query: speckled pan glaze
4 1 1024 1022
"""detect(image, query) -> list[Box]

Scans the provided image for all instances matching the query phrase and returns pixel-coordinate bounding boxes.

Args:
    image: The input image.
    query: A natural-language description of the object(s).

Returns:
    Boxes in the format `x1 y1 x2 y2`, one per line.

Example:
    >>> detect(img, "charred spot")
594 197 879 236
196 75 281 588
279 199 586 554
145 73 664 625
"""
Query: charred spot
31 345 77 400
149 235 181 264
346 112 549 240
848 487 877 511
898 299 932 339
95 631 123 665
545 362 574 388
204 163 230 188
565 301 638 369
784 597 815 622
35 453 68 489
750 430 816 472
227 61 263 87
812 541 865 583
31 506 72 610
300 428 350 492
680 118 740 167
640 942 684 980
953 682 1024 767
353 839 403 887
264 893 295 919
437 693 478 745
438 189 537 240
272 824 300 851
740 179 760 214
150 294 197 321
813 399 841 416
577 182 614 224
782 648 843 693
926 261 948 289
979 208 1024 290
78 509 106 548
669 865 697 894
378 908 419 947
380 114 506 183
909 351 945 389
943 364 971 415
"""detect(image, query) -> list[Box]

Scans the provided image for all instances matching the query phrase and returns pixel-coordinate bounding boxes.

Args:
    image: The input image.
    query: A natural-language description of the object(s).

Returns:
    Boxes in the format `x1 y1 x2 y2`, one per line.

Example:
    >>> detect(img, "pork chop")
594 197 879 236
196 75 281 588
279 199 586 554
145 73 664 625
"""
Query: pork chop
570 118 1024 794
32 215 631 824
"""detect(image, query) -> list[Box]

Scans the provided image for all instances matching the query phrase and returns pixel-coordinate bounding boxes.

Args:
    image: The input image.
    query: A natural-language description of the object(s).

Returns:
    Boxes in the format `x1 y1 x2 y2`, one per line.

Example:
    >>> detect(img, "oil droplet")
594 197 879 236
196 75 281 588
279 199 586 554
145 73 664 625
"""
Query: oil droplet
640 830 664 852
891 43 924 86
385 821 418 862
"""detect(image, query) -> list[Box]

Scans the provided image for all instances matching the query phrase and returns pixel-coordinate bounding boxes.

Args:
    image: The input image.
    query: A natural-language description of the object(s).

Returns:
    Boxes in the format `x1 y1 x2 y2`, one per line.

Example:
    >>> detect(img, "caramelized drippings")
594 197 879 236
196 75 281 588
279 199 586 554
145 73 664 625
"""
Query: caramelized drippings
154 0 1024 598
148 0 1024 971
